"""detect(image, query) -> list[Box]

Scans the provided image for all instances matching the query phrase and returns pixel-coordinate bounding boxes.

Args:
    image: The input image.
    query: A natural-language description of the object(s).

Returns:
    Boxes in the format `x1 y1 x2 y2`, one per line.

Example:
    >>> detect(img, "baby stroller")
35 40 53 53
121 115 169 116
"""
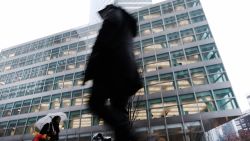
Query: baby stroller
91 133 112 141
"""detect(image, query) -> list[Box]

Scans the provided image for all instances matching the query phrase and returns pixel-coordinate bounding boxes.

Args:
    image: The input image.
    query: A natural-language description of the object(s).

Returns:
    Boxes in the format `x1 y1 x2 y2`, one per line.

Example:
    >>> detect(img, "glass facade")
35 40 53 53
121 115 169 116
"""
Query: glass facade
0 0 241 141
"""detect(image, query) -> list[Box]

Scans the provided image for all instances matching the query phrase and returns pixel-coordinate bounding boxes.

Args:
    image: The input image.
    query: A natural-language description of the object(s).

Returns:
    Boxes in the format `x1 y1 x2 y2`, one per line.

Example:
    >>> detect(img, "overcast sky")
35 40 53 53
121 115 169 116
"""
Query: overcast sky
0 0 250 112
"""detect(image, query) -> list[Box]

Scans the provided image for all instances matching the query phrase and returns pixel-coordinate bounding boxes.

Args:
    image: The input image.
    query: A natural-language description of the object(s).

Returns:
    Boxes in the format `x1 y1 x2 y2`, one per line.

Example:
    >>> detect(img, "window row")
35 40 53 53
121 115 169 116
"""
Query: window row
0 88 238 137
136 43 220 74
0 89 91 118
135 64 228 95
0 30 81 60
0 41 88 73
139 9 206 36
0 71 84 100
0 55 86 85
0 24 212 73
146 89 238 119
134 24 212 56
132 0 201 22
0 110 103 137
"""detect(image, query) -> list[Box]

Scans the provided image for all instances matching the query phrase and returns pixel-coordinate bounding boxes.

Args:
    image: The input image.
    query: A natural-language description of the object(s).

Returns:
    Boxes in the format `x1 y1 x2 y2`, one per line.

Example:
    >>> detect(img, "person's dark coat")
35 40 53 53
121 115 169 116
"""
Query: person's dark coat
40 122 60 141
84 5 142 96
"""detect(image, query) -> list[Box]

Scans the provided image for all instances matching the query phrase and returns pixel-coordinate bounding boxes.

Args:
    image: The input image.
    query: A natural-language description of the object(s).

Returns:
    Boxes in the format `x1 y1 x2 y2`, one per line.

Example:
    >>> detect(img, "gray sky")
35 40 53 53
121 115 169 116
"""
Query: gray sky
0 0 250 112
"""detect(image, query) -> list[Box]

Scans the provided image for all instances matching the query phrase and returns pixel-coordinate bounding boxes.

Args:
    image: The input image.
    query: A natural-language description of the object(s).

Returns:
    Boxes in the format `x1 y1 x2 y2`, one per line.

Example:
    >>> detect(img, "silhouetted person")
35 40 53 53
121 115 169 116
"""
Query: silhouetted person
83 4 142 141
40 116 61 141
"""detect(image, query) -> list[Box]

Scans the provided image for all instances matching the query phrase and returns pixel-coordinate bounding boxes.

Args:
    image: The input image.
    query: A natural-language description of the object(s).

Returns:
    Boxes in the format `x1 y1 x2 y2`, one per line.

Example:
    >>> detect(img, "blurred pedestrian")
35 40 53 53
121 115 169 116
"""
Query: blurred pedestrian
83 4 142 141
39 116 61 141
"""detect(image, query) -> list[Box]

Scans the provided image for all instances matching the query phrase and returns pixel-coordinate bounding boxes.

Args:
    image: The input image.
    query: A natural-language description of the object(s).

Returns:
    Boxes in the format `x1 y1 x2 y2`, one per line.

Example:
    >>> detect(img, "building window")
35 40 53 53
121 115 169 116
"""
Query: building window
20 100 31 114
47 62 57 75
57 59 66 73
154 35 168 50
139 9 150 21
43 50 51 61
190 67 208 86
15 119 26 135
171 50 186 66
149 99 164 119
144 56 157 72
163 96 179 117
40 96 50 111
62 32 71 43
61 92 71 108
146 75 160 94
69 111 81 128
72 90 83 106
195 25 212 40
12 101 22 116
51 48 59 59
53 76 64 90
157 53 171 70
216 98 238 111
82 89 91 105
50 94 61 109
179 94 199 115
206 64 228 83
54 34 62 44
164 16 177 30
0 105 4 117
34 80 44 94
180 28 195 44
30 98 41 113
142 38 155 54
133 101 147 120
80 110 92 127
196 91 217 112
66 57 76 70
77 41 86 52
2 103 13 117
200 43 220 60
74 72 84 86
68 43 78 55
26 83 35 96
186 0 200 8
0 122 7 137
185 47 201 65
59 45 69 57
173 0 186 11
167 32 182 48
149 6 161 19
152 20 164 33
214 88 234 99
140 23 151 36
161 2 173 14
64 74 74 88
76 55 85 69
176 13 190 27
5 120 17 136
133 41 141 56
44 78 54 91
160 73 175 91
175 70 191 89
190 9 206 23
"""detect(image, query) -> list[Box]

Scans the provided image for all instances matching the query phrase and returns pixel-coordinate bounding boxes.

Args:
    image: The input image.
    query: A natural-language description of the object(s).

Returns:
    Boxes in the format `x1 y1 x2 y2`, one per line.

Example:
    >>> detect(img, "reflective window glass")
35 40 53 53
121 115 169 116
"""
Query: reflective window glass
190 67 208 85
206 64 228 83
167 32 182 48
175 70 191 89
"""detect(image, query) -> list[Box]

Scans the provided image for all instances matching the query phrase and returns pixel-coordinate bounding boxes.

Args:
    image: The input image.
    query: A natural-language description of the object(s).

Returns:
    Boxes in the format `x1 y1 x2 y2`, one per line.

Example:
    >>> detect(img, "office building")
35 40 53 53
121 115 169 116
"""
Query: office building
0 0 241 140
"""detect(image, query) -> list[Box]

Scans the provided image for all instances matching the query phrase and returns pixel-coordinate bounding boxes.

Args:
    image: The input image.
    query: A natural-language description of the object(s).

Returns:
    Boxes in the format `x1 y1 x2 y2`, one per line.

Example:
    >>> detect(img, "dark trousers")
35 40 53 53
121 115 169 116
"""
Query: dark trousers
89 82 134 141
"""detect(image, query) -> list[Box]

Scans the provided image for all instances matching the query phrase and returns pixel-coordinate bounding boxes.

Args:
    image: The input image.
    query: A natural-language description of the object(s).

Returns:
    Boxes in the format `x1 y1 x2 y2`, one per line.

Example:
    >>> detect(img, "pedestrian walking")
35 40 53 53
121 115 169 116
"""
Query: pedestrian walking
83 4 142 141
